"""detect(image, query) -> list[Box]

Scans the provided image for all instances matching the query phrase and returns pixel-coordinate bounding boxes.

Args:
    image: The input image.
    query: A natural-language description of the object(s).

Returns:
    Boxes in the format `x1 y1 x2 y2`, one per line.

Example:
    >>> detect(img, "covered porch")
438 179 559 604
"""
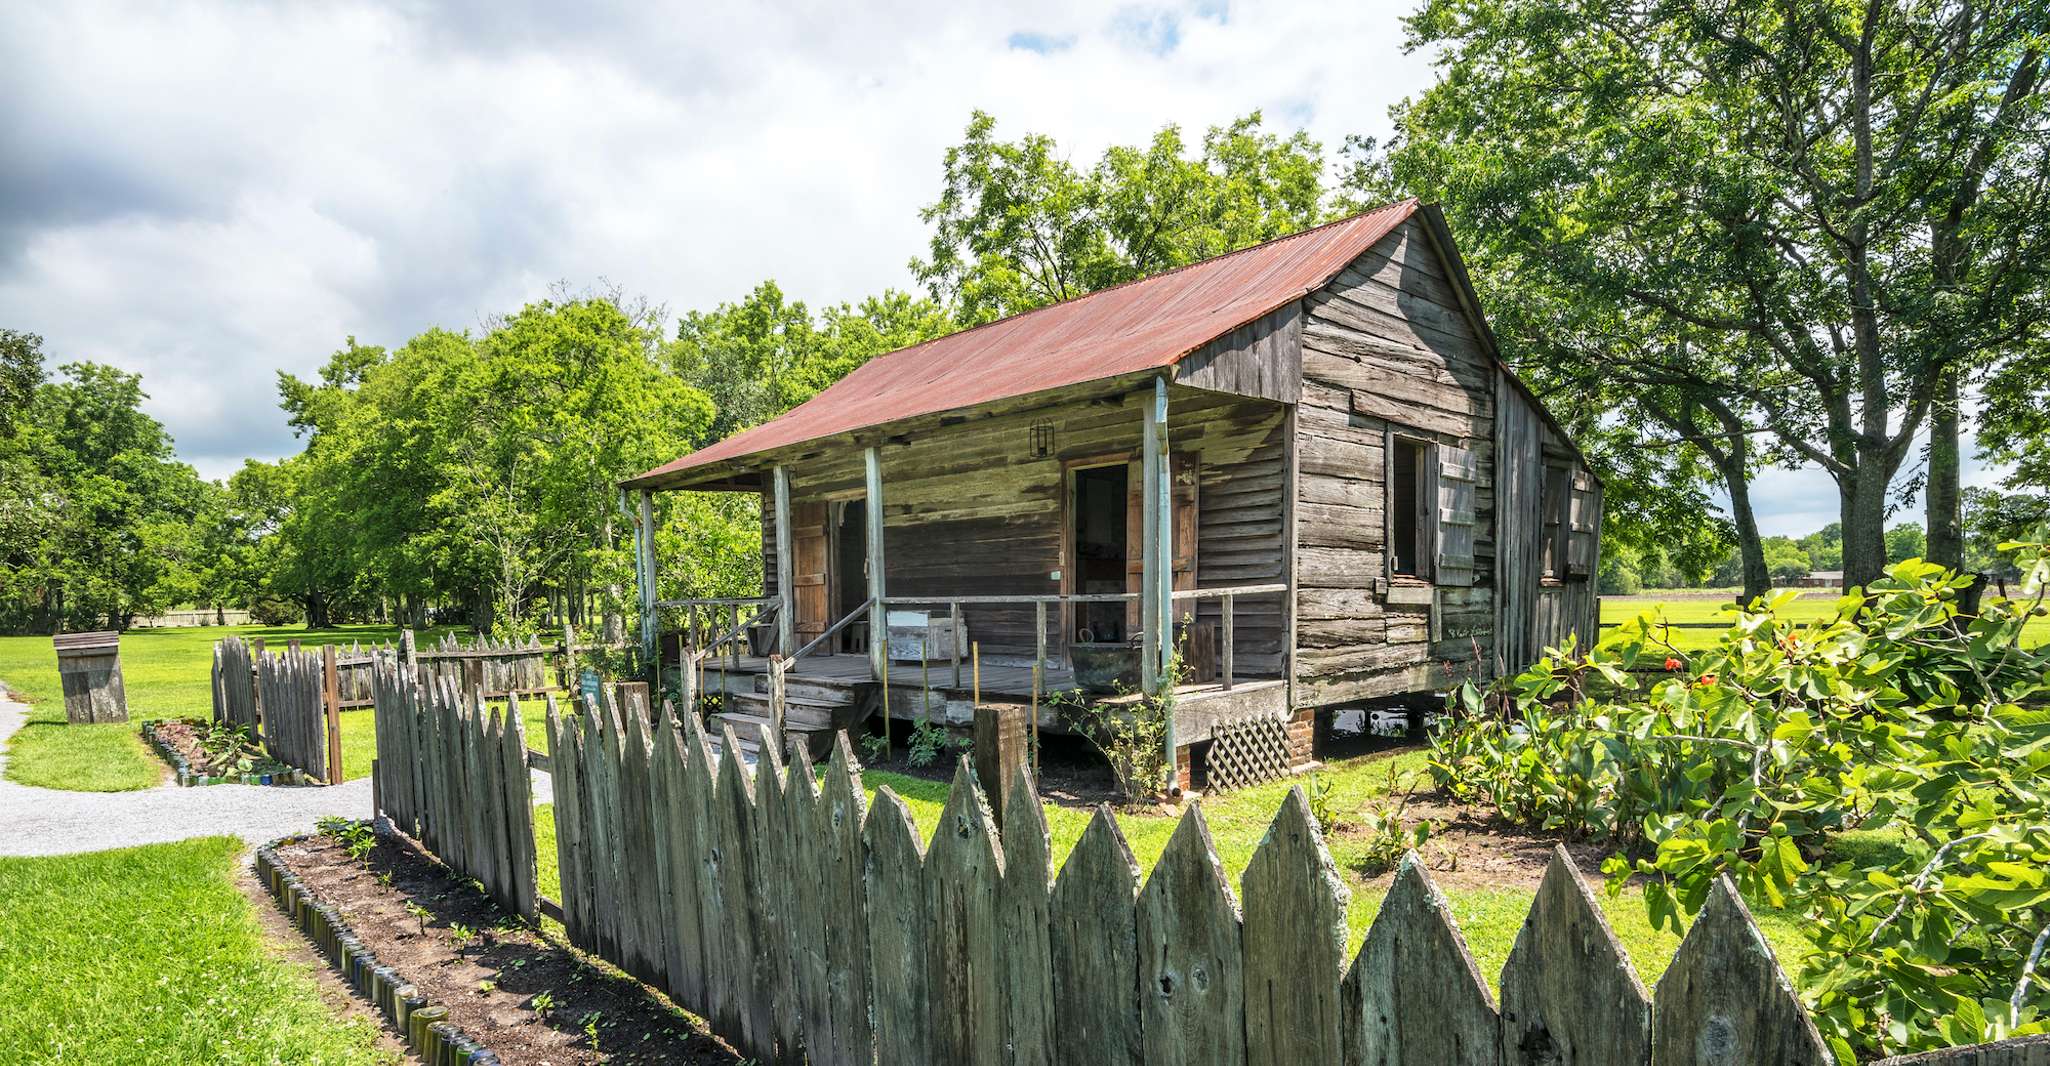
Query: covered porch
625 375 1299 773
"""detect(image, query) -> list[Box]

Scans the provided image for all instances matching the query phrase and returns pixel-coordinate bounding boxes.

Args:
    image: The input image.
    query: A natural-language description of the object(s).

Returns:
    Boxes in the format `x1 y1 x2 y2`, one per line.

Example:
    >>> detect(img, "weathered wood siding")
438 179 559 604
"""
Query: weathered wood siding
1291 218 1500 706
1495 381 1601 669
758 388 1289 671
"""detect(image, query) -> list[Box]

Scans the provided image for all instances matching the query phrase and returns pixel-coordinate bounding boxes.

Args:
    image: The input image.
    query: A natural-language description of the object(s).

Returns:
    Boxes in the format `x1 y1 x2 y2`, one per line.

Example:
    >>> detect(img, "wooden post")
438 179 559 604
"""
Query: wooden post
973 703 1026 830
1142 375 1176 779
1033 599 1045 774
774 465 796 656
556 623 572 691
1222 591 1236 691
637 489 659 684
321 644 342 785
865 445 887 683
950 601 963 688
768 654 787 755
727 603 740 672
972 641 981 710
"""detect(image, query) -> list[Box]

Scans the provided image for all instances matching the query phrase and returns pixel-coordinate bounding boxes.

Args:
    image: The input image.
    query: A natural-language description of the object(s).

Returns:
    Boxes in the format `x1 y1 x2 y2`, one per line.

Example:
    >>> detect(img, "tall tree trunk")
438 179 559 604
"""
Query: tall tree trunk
1925 368 1963 570
1721 457 1771 603
1841 461 1892 588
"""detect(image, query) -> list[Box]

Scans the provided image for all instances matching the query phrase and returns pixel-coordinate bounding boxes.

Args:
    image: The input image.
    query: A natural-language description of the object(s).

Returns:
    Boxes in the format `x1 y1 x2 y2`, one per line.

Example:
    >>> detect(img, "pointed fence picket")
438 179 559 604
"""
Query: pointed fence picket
367 656 535 918
211 637 260 733
253 644 328 780
383 700 2050 1066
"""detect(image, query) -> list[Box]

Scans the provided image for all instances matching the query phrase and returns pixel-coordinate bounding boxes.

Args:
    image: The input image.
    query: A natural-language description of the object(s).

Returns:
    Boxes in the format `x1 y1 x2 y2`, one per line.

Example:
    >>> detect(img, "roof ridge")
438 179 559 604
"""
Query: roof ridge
863 198 1419 370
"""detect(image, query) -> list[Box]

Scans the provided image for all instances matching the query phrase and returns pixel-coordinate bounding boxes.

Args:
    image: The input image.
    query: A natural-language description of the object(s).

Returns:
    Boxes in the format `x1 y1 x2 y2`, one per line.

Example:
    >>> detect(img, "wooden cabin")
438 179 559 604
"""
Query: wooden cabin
623 199 1601 786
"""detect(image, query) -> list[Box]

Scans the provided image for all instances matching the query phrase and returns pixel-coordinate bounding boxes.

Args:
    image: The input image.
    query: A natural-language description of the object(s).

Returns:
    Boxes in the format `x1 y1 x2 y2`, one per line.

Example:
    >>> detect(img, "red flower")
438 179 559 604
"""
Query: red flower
1664 657 1681 671
1696 673 1718 687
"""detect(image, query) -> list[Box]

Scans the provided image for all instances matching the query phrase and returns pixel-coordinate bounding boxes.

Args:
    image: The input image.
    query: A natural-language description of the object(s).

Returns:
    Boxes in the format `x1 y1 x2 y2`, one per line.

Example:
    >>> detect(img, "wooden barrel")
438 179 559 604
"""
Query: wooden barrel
53 631 127 724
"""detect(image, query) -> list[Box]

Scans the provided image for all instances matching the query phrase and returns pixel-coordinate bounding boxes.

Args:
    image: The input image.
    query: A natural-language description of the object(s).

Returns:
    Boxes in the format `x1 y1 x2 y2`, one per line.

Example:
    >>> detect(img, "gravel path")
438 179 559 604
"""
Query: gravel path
0 685 552 858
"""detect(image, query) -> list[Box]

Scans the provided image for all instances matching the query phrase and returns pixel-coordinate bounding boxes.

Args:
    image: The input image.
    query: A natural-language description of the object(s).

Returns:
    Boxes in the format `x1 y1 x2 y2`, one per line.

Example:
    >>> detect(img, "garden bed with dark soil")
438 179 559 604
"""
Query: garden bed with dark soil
269 828 743 1065
142 718 313 785
1332 789 1626 893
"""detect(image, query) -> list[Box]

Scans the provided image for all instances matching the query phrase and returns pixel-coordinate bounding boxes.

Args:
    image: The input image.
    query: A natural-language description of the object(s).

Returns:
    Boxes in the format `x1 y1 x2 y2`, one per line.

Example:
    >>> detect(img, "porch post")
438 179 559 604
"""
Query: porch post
865 446 887 683
1142 375 1177 780
773 465 795 655
636 489 659 684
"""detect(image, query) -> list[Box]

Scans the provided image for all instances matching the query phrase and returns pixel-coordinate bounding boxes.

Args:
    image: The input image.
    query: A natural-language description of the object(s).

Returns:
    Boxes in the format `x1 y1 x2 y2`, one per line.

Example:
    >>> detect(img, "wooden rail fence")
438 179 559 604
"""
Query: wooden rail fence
369 655 538 919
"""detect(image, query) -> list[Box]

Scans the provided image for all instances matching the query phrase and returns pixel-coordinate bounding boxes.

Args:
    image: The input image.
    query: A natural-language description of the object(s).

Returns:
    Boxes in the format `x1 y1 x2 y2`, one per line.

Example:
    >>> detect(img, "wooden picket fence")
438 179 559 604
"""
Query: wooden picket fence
211 637 259 733
368 654 538 920
253 644 337 782
524 694 2037 1066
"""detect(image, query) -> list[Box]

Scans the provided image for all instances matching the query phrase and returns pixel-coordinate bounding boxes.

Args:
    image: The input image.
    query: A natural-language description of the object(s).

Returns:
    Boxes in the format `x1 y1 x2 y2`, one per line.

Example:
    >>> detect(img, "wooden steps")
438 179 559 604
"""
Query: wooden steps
705 670 872 761
711 711 839 759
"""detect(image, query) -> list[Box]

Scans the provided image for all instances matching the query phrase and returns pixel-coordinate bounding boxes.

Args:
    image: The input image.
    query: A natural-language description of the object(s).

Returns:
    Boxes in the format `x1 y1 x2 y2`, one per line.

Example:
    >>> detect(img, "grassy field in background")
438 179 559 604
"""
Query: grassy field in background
0 837 392 1064
1602 588 2050 650
0 624 483 791
535 745 1814 995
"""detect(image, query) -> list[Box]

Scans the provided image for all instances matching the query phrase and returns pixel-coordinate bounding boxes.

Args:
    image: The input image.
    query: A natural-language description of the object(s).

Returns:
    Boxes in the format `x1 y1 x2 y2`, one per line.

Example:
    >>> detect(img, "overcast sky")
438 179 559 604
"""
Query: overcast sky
0 0 2006 536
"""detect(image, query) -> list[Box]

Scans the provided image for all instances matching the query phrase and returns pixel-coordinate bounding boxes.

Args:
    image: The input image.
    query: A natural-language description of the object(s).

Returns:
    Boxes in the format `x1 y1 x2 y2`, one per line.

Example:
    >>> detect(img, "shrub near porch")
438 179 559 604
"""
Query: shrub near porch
1434 549 2050 1058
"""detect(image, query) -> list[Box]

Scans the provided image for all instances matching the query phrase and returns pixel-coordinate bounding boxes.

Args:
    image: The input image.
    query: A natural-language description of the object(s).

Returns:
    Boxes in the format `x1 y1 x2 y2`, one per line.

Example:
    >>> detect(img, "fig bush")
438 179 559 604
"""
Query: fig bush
1429 542 2050 1059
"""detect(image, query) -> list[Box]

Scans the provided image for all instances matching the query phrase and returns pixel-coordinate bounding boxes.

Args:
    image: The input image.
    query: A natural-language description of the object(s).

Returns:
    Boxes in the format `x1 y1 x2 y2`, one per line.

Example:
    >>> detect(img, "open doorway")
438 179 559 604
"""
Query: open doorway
1072 464 1128 643
832 499 867 653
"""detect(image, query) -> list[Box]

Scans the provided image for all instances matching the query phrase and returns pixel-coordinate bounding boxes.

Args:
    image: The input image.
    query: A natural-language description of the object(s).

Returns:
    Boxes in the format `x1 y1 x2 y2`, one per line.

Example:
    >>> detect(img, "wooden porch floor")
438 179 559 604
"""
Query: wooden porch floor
696 652 1075 700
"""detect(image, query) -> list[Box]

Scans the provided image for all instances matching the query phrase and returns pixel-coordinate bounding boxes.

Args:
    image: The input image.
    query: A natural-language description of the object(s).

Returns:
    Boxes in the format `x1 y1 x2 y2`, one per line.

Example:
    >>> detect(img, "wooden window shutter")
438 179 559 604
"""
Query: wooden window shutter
1437 444 1478 586
1567 468 1598 578
1383 426 1397 586
1419 440 1439 583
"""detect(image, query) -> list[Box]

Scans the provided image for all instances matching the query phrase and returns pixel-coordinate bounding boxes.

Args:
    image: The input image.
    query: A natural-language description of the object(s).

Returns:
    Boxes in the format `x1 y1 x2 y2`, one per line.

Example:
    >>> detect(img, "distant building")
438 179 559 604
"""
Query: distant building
1789 570 1845 588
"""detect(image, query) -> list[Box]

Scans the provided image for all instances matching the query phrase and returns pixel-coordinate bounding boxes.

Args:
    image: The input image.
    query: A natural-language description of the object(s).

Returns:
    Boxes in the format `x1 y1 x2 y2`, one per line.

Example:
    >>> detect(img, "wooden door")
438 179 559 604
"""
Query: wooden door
791 501 830 648
1125 457 1200 633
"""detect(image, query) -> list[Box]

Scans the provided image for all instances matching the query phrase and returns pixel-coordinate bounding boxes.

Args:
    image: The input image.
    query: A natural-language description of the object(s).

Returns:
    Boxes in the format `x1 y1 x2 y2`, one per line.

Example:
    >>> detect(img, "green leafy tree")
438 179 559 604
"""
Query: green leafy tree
0 362 212 630
0 329 45 439
1372 0 2050 586
1888 521 1929 563
670 283 947 442
913 111 1329 325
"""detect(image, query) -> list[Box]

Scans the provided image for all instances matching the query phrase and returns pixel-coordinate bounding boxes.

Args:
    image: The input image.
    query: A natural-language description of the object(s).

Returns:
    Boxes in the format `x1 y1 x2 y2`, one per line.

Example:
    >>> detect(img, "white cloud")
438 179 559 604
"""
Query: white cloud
5 0 2000 540
1 0 1438 478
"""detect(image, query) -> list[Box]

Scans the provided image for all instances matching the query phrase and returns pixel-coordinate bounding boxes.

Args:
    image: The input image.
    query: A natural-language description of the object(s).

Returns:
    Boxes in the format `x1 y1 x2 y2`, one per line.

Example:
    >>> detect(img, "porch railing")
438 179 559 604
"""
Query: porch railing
656 597 776 700
882 581 1287 692
1170 582 1289 690
880 592 1137 690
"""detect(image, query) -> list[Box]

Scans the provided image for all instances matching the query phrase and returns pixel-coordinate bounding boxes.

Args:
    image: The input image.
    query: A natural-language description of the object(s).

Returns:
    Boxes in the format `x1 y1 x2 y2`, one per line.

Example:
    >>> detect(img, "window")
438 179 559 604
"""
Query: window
1540 463 1571 580
1388 434 1437 579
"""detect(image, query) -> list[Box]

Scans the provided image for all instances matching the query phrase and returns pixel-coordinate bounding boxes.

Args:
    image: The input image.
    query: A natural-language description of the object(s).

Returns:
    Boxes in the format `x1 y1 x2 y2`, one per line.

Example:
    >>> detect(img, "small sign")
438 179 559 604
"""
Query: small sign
579 668 602 713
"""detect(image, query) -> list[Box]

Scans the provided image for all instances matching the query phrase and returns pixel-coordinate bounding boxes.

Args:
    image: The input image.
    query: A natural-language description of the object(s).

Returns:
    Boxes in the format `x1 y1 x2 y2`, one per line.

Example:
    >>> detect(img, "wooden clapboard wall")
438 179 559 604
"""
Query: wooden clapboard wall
528 714 1947 1066
369 657 537 919
1496 382 1602 670
1291 216 1502 706
754 387 1290 667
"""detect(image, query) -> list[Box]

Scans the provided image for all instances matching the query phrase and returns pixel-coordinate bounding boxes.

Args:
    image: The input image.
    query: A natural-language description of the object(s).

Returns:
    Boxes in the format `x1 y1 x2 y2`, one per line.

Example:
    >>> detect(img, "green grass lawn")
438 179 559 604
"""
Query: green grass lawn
533 745 1813 995
0 624 485 791
1602 589 2050 650
0 837 393 1064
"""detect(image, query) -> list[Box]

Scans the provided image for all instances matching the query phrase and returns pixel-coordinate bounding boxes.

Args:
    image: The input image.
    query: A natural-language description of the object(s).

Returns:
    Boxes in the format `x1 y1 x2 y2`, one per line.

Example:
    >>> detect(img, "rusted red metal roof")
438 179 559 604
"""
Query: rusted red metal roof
630 199 1420 488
